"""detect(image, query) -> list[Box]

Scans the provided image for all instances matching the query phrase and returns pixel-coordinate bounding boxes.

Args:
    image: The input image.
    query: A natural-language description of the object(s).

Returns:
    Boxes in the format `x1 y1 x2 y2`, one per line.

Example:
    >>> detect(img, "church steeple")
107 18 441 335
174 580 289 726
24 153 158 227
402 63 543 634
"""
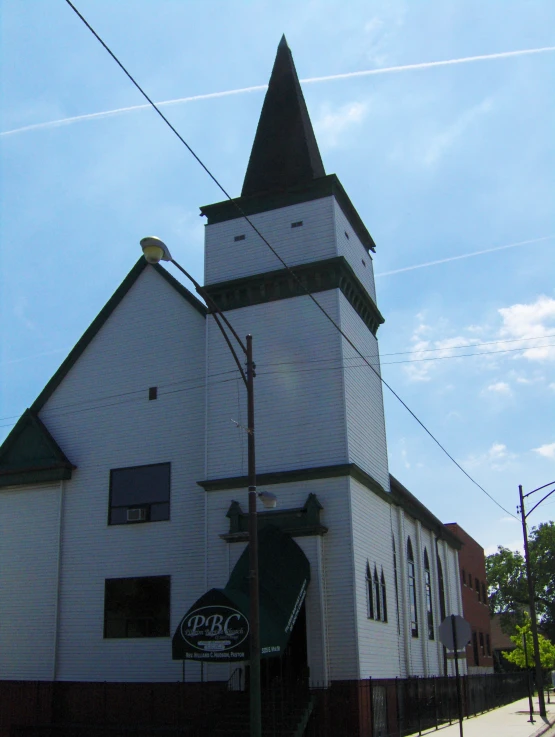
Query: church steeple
241 35 326 198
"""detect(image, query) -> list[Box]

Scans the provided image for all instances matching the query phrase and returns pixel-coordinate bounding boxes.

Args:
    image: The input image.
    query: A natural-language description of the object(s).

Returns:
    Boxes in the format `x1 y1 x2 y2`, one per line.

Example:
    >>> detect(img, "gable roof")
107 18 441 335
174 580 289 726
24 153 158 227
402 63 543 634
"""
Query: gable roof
390 475 462 549
241 35 325 197
0 258 206 487
30 257 206 413
0 409 75 488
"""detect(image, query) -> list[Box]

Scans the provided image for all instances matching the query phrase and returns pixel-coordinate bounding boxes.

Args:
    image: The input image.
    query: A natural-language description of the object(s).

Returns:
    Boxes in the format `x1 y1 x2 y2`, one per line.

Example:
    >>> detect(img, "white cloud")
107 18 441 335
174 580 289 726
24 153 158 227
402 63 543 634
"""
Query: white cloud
485 381 511 395
421 98 494 167
533 442 555 460
498 295 555 362
399 296 555 386
465 442 517 471
404 332 470 382
315 101 368 148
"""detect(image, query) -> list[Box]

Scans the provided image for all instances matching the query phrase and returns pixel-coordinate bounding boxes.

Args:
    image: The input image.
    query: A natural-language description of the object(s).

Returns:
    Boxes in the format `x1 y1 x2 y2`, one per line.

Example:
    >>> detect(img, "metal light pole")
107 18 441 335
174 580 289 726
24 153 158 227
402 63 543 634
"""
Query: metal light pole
517 480 555 719
140 237 263 737
523 630 535 723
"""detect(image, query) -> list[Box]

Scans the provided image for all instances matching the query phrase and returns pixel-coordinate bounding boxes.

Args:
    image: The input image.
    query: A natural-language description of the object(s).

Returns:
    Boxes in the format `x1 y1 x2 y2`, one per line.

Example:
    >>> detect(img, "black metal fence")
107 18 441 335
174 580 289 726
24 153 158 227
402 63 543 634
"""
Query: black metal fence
305 672 530 737
2 672 530 737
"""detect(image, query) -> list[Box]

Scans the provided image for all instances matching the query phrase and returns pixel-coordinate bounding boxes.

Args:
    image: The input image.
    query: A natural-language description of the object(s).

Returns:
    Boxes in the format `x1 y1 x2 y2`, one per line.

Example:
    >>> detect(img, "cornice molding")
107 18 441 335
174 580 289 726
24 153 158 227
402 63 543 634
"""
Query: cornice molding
200 174 376 253
204 256 384 336
199 463 461 549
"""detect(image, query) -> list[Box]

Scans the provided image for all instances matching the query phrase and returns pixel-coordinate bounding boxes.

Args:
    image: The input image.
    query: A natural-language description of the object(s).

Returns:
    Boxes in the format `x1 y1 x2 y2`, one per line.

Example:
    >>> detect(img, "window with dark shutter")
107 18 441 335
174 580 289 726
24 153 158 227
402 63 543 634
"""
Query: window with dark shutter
109 463 170 525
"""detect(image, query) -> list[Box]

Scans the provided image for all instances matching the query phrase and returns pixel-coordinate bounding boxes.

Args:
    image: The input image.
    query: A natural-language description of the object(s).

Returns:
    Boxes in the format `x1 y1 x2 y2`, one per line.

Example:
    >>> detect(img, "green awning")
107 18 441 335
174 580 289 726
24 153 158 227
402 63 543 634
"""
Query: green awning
172 525 310 662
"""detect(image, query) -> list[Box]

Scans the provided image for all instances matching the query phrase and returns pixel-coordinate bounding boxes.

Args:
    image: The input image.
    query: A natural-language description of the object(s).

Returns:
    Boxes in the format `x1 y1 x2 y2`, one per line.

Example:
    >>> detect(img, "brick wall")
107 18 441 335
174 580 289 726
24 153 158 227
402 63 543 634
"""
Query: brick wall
444 524 493 671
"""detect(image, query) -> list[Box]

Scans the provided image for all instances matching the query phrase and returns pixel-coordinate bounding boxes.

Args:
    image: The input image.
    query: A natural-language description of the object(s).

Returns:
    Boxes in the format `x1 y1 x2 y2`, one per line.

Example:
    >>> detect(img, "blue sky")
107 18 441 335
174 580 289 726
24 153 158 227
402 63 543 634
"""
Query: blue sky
1 0 554 554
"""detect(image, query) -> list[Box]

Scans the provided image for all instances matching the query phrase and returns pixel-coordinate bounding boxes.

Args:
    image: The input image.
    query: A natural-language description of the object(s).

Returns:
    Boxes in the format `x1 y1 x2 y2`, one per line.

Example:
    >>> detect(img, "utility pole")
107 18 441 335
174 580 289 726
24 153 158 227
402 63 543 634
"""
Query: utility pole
246 335 261 737
518 484 546 718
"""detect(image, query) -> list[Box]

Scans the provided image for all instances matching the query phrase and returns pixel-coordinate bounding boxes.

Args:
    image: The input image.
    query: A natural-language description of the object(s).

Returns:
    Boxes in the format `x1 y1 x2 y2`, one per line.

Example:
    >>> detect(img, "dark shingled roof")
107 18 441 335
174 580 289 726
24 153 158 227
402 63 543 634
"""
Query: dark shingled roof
241 35 325 197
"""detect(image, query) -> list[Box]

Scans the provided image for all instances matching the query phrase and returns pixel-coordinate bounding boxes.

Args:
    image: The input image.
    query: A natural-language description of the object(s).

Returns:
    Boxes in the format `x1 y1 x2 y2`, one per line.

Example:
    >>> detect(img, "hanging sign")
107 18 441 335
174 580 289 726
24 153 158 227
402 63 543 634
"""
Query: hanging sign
176 601 249 660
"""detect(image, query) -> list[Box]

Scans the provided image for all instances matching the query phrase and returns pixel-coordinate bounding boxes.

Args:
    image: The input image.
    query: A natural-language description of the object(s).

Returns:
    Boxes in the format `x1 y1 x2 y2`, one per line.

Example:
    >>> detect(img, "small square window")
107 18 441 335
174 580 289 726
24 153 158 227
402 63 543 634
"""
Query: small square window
234 235 245 242
109 463 170 525
104 576 170 638
291 221 303 228
148 387 157 400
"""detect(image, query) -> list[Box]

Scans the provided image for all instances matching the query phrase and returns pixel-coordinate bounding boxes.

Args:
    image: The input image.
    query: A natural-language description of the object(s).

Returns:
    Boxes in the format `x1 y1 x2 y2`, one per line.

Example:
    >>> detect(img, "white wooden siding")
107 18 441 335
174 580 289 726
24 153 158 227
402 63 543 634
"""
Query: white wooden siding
333 201 377 304
204 198 337 285
37 266 207 682
338 295 390 491
350 479 402 678
205 292 348 479
204 476 358 682
0 484 61 679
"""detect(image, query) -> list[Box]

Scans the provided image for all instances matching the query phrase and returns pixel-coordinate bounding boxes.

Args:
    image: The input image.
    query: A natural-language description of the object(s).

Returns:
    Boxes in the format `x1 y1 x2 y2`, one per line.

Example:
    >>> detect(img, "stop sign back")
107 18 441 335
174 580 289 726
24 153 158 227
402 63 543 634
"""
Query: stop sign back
438 615 472 651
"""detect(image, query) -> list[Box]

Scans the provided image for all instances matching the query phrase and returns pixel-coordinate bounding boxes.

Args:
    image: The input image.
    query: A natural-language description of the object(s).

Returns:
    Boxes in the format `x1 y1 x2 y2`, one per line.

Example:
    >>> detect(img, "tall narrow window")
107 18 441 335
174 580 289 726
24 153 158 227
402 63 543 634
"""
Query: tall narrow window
472 631 479 665
481 582 487 604
374 566 381 621
437 553 446 622
475 578 480 601
486 634 491 656
424 549 434 640
380 569 388 623
393 540 400 633
461 568 466 586
407 538 418 638
366 562 374 619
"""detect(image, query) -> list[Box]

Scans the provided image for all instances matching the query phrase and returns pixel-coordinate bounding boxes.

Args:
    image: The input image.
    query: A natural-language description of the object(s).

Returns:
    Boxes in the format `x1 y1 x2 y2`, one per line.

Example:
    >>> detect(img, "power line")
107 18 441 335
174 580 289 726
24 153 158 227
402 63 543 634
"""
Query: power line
61 0 517 519
2 339 551 426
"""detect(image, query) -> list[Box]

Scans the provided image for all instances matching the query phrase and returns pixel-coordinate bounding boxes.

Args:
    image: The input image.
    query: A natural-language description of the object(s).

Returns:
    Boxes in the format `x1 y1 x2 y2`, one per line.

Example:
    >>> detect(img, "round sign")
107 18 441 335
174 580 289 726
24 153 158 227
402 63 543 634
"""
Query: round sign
180 605 249 653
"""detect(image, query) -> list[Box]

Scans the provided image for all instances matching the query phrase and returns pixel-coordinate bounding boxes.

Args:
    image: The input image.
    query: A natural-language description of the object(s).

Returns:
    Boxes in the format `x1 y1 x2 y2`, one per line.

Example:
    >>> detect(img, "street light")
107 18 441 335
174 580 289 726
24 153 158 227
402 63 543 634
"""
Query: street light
140 236 264 737
518 480 555 719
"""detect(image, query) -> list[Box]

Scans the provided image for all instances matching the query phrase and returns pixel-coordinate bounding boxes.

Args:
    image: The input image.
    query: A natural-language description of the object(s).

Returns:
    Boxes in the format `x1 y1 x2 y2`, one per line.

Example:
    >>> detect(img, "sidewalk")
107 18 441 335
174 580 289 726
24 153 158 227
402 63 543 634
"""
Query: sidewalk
412 695 555 737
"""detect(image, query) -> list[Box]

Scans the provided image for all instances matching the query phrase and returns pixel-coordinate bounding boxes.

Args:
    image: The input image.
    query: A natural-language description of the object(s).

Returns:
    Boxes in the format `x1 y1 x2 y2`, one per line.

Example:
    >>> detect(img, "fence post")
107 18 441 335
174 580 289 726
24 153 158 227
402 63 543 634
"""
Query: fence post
395 677 401 737
433 677 438 730
416 678 422 736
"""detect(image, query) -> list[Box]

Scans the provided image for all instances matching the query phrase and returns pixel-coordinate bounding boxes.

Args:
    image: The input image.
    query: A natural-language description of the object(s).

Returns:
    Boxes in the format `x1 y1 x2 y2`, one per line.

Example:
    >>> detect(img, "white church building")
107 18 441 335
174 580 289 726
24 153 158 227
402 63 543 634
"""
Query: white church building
0 37 464 688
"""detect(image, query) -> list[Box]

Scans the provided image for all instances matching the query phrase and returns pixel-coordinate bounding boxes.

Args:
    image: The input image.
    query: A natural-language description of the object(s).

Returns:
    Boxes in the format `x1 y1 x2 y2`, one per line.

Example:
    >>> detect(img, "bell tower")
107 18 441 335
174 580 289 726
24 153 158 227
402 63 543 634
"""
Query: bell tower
201 35 387 490
200 35 396 683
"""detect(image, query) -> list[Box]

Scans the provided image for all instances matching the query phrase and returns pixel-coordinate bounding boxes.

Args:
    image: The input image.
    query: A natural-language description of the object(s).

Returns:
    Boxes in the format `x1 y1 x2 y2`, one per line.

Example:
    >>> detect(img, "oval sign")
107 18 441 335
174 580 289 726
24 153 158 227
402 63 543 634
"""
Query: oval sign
180 605 249 653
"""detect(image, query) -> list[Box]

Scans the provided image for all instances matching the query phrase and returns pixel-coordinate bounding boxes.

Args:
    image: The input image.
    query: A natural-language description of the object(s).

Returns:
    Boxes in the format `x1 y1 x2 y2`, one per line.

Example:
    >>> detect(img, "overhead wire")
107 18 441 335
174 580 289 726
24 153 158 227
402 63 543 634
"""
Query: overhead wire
61 0 518 519
2 338 552 427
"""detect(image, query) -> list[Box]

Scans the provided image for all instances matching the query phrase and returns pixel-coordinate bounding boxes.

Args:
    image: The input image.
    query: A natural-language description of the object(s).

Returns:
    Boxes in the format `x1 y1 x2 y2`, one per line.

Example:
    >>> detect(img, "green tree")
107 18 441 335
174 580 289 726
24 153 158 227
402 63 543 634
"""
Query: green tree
486 521 555 641
502 614 555 670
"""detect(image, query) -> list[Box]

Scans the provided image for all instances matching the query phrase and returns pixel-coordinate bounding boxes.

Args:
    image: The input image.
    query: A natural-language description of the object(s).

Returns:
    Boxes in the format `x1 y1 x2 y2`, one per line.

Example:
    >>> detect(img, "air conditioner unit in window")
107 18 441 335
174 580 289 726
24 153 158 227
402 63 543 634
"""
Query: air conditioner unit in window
127 508 147 522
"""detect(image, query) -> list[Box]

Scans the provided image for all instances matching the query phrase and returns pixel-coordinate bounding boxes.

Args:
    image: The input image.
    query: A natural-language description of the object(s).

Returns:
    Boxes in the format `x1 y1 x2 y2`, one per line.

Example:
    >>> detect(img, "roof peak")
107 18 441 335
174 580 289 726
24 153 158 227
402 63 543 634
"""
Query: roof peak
278 34 288 48
241 38 325 197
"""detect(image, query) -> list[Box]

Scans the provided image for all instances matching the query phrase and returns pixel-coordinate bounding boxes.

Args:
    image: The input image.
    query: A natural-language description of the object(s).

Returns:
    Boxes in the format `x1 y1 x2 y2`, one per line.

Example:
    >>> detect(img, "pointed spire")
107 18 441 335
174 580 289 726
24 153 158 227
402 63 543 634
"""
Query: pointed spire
241 38 325 197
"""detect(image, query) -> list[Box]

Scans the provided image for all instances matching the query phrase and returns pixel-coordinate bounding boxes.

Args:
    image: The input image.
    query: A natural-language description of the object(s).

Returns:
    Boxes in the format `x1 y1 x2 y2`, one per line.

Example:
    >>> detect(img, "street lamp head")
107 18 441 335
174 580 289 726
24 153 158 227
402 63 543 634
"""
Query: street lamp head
140 236 173 264
258 490 277 509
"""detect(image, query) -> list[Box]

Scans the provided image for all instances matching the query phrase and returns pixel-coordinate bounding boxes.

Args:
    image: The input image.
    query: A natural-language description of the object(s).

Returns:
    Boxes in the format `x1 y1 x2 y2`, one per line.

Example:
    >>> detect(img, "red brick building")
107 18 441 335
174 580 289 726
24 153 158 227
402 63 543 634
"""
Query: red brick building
444 524 494 673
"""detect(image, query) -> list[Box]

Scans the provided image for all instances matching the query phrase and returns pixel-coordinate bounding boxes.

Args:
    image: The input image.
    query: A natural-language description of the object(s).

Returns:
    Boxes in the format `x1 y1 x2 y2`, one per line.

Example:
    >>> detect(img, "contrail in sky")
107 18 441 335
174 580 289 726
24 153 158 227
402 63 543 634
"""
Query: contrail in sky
375 236 553 277
2 46 554 137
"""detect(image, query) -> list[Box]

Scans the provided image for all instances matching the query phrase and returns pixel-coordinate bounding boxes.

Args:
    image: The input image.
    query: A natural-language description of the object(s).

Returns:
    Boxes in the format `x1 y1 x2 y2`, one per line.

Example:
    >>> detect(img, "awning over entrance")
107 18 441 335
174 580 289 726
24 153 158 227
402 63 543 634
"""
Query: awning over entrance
172 525 310 662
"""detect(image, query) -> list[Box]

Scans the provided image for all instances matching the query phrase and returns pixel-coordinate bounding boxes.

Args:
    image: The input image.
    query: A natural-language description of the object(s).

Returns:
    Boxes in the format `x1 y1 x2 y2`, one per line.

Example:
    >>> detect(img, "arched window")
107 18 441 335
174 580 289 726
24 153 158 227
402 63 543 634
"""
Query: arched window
424 549 434 640
380 569 388 623
407 538 418 637
366 562 374 619
374 566 381 622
